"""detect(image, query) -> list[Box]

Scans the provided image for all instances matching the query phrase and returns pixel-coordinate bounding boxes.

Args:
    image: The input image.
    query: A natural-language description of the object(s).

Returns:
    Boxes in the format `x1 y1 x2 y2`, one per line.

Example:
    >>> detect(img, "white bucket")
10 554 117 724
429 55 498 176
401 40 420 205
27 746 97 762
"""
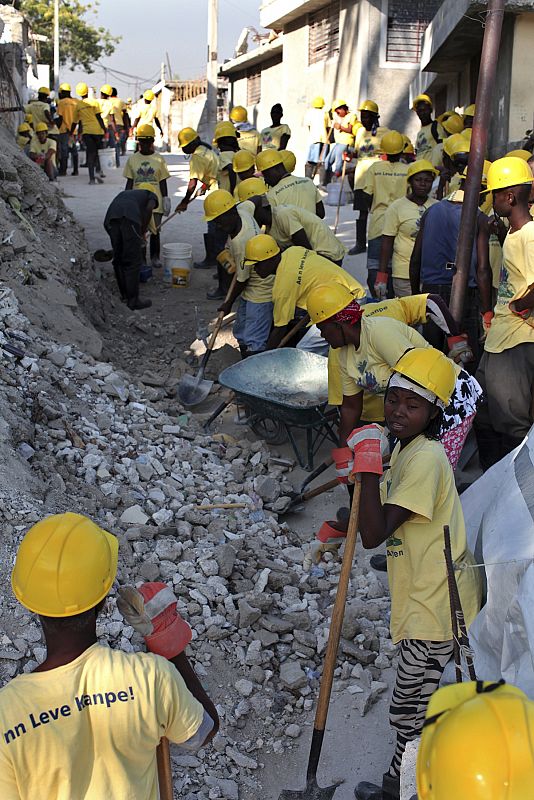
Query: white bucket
126 138 136 152
325 182 347 206
162 242 193 287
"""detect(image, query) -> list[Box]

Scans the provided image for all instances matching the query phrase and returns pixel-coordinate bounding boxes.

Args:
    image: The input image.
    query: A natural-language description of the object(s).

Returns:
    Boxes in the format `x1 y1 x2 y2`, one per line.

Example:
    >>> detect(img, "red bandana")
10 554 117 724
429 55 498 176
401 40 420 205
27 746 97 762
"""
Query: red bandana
332 299 363 326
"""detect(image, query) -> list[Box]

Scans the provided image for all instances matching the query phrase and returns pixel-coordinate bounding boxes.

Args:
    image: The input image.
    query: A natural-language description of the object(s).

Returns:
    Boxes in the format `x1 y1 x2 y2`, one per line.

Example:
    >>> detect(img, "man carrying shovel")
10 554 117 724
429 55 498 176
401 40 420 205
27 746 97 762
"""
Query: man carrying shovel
0 512 218 799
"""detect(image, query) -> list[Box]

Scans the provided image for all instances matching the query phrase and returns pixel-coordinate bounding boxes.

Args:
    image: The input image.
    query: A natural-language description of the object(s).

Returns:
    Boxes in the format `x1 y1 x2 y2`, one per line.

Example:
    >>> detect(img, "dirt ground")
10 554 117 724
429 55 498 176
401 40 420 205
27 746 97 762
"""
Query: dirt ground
61 153 396 797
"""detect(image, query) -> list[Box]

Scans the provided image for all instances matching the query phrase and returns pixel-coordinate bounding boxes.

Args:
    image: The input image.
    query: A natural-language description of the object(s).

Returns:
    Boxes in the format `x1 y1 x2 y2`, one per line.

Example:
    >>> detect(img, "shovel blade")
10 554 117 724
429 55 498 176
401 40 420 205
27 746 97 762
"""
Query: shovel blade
279 777 343 800
177 373 214 407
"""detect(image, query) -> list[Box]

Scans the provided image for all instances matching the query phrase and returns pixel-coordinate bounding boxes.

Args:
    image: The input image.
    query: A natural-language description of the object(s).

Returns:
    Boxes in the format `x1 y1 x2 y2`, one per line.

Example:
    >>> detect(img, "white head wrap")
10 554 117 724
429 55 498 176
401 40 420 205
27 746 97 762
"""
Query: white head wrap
388 373 445 410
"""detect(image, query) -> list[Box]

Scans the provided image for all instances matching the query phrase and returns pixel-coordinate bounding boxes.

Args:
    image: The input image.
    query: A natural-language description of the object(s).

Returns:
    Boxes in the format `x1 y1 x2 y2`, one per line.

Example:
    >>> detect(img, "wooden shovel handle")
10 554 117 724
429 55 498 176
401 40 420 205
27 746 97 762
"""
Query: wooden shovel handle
200 274 238 369
156 737 173 800
278 314 310 348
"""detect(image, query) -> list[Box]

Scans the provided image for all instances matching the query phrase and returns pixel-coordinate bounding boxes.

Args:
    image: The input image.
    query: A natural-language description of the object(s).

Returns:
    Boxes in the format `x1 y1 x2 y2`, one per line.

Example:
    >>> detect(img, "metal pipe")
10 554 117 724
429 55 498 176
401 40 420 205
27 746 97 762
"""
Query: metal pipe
206 0 219 135
449 0 505 324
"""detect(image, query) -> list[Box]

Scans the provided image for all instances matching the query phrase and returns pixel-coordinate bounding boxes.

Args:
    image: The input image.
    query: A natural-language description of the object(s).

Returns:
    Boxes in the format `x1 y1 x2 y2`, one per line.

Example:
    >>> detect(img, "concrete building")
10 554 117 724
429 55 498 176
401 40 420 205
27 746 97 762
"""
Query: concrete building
0 3 34 132
220 0 443 162
411 0 534 157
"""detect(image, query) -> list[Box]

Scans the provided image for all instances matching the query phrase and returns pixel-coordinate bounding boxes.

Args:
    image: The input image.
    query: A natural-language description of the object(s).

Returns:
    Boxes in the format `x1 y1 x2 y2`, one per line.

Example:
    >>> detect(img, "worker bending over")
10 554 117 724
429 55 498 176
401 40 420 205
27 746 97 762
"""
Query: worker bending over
257 149 325 218
232 151 256 197
213 121 240 196
0 512 218 800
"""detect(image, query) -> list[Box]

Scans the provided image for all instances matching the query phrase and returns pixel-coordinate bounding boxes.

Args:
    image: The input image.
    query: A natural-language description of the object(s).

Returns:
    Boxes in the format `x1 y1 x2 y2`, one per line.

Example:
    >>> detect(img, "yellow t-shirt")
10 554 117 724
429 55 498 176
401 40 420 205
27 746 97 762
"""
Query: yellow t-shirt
98 97 115 126
305 108 329 143
217 151 235 193
16 134 30 149
362 160 409 241
333 112 358 146
189 145 219 188
29 135 57 164
267 175 322 215
382 196 437 279
430 141 445 169
260 124 291 150
327 294 430 406
57 97 79 134
0 644 204 800
123 153 170 213
75 99 103 136
272 246 365 327
137 102 158 126
232 202 273 303
237 128 261 154
269 204 347 263
353 125 388 159
111 97 126 126
24 100 49 127
382 436 481 643
415 122 445 161
485 219 534 352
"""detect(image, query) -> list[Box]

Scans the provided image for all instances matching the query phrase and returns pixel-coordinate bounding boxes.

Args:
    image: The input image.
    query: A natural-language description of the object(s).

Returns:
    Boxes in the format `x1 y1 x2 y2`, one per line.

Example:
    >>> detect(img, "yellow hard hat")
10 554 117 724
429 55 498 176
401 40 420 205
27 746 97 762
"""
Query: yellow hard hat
233 150 255 173
332 98 348 111
35 122 49 133
59 82 71 92
486 156 534 192
412 93 433 110
203 189 237 221
442 113 464 135
443 133 470 158
463 103 476 118
38 86 50 95
307 283 355 326
244 233 280 264
100 84 112 96
256 149 284 172
143 89 155 101
417 681 534 800
213 121 238 142
11 512 118 617
136 123 156 139
407 159 438 180
436 110 454 125
392 347 456 405
237 176 267 202
230 105 248 123
381 130 404 155
178 127 199 148
402 134 415 154
312 96 325 109
25 113 33 123
359 99 379 114
76 82 89 97
506 149 533 161
136 182 158 197
18 123 31 133
462 159 492 185
462 128 473 143
281 150 296 173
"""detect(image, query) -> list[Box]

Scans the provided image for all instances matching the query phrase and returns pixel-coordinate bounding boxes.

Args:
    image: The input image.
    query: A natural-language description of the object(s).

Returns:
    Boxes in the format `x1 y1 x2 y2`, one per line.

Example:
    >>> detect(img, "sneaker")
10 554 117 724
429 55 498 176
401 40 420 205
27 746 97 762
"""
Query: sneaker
206 286 226 300
71 170 79 176
150 257 163 269
348 242 367 255
370 554 387 572
354 783 383 800
127 297 152 310
88 179 96 185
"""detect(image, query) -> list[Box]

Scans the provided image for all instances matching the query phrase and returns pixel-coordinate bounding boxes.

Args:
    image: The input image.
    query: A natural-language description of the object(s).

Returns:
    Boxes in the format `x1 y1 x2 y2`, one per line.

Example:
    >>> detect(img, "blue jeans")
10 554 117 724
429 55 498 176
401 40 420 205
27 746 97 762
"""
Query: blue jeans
307 142 329 163
233 298 274 352
324 143 347 175
107 126 121 167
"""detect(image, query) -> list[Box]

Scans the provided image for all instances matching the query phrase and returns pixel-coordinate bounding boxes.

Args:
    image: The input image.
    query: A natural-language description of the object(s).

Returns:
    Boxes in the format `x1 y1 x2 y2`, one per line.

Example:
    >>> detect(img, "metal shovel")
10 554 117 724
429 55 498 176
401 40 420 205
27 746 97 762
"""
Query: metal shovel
278 482 362 800
177 275 237 407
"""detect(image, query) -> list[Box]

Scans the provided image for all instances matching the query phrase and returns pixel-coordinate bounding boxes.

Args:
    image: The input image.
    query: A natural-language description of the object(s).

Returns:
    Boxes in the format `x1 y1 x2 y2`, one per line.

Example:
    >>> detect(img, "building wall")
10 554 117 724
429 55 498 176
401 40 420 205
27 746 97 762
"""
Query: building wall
508 13 534 145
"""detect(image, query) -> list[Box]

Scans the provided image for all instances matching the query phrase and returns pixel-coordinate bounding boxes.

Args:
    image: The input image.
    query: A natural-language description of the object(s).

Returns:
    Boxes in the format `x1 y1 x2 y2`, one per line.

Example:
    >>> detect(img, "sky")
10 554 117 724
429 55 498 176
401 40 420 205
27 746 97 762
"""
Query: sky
65 0 261 99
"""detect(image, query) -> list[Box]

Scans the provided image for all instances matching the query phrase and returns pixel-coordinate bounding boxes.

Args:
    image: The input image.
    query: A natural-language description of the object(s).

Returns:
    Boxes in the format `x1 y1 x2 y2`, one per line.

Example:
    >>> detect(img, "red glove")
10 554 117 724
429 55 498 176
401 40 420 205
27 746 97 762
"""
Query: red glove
347 424 385 478
374 271 389 300
117 582 192 659
332 446 353 484
509 300 532 320
481 311 494 332
447 333 474 364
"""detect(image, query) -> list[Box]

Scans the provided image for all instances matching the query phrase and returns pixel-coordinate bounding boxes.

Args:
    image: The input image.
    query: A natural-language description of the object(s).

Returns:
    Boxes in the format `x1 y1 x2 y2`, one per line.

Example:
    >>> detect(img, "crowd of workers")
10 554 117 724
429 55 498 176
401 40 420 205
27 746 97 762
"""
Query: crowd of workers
4 86 534 800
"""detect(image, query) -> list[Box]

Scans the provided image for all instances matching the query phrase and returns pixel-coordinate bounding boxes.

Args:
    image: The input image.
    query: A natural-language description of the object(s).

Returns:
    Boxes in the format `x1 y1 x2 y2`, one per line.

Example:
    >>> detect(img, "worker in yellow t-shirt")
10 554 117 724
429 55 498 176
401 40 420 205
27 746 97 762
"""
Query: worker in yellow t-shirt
0 513 219 800
260 103 291 150
251 196 347 264
133 90 163 136
212 121 240 195
16 123 32 152
412 93 445 162
230 106 261 155
232 150 256 198
304 96 330 178
475 156 534 469
175 127 224 268
25 87 53 130
323 99 357 184
123 124 171 268
56 83 79 176
109 87 129 160
257 149 325 218
357 131 408 295
72 82 106 185
335 350 480 800
29 122 57 181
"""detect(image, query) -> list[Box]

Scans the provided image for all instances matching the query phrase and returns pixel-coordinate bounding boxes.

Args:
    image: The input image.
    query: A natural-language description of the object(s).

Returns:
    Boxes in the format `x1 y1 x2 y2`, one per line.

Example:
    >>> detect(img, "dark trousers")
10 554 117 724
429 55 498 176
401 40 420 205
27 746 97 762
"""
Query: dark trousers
421 283 481 370
58 133 78 174
83 133 102 181
106 218 143 301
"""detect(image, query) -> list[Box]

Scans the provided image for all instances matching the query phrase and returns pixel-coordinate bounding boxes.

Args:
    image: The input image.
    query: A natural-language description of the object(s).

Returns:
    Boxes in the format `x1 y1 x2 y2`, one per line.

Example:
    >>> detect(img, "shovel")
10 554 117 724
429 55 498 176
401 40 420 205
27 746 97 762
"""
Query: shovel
156 737 173 800
278 477 338 515
279 481 361 800
333 159 347 235
178 274 237 407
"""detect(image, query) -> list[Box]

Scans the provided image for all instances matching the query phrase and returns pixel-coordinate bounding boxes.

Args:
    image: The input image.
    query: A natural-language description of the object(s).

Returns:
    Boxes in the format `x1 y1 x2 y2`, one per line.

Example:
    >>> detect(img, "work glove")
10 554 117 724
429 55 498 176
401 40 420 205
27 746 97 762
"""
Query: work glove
447 333 474 365
332 446 353 484
481 311 494 333
374 271 389 301
347 424 387 479
117 582 192 659
509 299 534 326
303 521 346 570
162 197 171 216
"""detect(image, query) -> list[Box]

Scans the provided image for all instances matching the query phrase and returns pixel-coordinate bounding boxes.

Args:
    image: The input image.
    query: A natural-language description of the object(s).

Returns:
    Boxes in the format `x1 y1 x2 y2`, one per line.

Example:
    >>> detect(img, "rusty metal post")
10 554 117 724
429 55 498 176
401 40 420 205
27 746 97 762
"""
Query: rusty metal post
449 0 506 324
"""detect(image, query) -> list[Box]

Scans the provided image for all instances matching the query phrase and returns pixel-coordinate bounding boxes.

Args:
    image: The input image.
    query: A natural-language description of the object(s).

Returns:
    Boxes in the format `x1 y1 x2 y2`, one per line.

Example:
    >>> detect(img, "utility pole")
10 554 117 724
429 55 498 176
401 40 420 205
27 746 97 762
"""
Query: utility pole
161 61 166 85
53 0 60 94
206 0 219 133
449 0 506 324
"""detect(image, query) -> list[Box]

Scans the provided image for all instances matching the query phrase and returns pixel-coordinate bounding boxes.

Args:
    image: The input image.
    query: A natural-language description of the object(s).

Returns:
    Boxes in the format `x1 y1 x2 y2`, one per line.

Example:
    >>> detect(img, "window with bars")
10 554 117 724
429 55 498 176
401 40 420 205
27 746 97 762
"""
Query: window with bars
308 2 340 65
247 69 261 105
385 0 441 64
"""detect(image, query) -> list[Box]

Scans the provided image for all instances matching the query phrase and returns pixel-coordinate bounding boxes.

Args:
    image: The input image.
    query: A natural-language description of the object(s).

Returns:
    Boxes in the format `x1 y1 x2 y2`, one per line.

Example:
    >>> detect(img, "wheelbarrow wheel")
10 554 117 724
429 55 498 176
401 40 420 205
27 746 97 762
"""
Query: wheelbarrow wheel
249 415 288 445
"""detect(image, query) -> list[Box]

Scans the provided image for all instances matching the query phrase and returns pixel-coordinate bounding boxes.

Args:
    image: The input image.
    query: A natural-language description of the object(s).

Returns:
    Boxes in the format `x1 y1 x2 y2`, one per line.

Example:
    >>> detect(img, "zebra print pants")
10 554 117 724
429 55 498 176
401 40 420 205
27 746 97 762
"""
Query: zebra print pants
388 638 454 777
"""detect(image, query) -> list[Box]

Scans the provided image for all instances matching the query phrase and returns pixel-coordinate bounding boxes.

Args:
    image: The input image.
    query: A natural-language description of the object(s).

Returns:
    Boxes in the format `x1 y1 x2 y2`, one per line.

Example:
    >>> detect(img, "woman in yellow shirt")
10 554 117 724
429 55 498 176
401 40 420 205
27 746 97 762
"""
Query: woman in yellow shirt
348 349 480 800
